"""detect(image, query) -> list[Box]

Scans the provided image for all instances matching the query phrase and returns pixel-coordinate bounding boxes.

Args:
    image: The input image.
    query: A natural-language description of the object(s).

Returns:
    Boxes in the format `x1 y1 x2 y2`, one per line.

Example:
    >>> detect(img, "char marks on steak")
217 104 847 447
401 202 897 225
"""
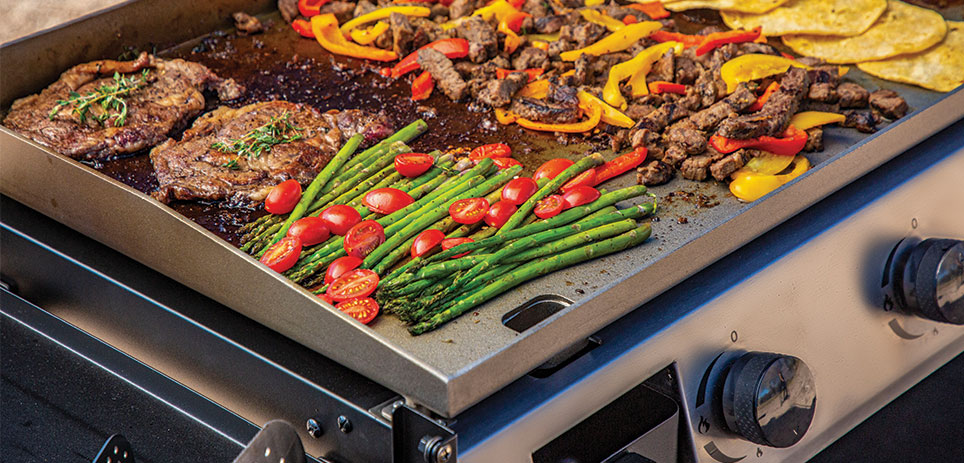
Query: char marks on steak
3 53 241 161
456 16 498 63
716 67 811 139
150 101 391 205
689 83 755 131
476 72 529 107
710 149 754 182
417 48 468 101
841 109 879 133
838 82 870 109
637 160 675 186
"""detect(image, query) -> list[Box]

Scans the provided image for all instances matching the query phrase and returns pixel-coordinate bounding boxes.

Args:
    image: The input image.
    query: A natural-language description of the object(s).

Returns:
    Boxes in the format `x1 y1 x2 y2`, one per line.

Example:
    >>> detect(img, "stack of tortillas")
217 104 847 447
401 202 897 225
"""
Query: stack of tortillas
659 0 963 92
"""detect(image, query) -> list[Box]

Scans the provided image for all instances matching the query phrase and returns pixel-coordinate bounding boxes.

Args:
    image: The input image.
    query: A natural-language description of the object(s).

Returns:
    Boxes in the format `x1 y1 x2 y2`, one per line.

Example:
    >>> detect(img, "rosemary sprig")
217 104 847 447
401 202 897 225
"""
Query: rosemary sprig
48 69 149 127
211 111 305 169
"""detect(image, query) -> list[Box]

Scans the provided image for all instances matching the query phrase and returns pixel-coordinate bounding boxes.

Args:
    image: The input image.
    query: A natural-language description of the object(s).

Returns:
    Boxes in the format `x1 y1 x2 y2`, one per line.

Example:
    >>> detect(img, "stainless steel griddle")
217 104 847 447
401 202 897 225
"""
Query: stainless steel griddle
2 0 962 418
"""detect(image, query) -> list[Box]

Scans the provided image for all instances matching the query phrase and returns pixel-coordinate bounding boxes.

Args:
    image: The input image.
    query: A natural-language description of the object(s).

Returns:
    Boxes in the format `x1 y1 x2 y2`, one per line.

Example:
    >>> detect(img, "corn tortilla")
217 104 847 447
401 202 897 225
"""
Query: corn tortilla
721 0 887 37
663 0 790 14
857 21 964 92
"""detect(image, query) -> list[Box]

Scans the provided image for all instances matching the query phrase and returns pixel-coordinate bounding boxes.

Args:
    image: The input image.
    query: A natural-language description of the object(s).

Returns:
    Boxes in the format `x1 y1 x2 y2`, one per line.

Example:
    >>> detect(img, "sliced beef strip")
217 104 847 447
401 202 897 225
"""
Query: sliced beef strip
233 12 265 35
611 128 630 152
535 15 565 33
680 148 726 181
838 82 870 109
637 160 675 186
524 0 551 19
455 61 484 79
675 57 700 85
354 0 378 18
801 100 840 113
625 103 657 120
807 83 838 103
689 83 755 131
797 56 825 67
417 48 468 101
547 80 579 106
869 89 908 119
662 145 689 168
664 119 706 155
561 23 606 48
456 16 498 63
4 53 241 161
476 72 529 107
630 128 662 160
513 47 549 70
635 102 689 133
319 2 355 23
547 39 574 58
449 0 477 19
841 109 878 133
571 53 594 86
716 67 811 139
391 12 416 56
710 149 754 181
509 97 581 123
278 0 298 23
736 42 779 56
804 127 824 152
647 50 675 83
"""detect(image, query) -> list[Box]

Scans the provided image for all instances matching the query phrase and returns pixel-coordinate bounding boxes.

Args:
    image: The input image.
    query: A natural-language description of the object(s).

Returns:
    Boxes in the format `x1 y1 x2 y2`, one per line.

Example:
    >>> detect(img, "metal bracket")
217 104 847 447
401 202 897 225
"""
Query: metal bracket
392 404 457 463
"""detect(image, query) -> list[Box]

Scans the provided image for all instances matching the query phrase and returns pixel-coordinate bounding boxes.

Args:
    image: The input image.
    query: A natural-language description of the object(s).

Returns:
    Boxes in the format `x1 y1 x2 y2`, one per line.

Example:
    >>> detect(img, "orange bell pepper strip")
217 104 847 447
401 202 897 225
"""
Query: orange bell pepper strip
626 2 670 20
517 79 550 98
648 81 686 95
694 27 762 56
311 14 398 62
498 21 523 54
747 81 779 111
531 40 549 51
710 125 808 157
650 30 702 48
496 68 544 81
411 71 433 101
516 93 603 133
299 0 330 18
494 108 518 125
623 15 638 25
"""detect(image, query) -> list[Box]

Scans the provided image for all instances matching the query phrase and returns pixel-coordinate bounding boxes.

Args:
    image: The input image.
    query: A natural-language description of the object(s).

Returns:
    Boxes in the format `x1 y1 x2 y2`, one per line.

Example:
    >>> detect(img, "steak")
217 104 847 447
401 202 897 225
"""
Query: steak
417 48 468 101
637 160 675 186
869 89 908 119
716 67 811 139
689 83 755 131
680 148 726 181
456 16 498 63
838 82 870 109
150 101 390 205
476 72 529 107
710 149 754 181
3 53 241 161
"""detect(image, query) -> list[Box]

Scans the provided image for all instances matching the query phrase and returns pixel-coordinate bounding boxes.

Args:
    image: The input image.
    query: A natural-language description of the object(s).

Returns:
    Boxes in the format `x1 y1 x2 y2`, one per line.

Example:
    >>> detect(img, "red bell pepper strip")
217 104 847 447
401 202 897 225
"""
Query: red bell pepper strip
748 81 779 112
507 0 525 8
593 147 648 185
648 81 687 95
622 15 638 25
503 11 531 33
411 71 434 101
299 0 329 18
292 19 315 38
626 2 670 20
650 30 703 48
780 51 796 60
388 38 470 77
495 68 544 81
695 27 762 56
709 125 808 157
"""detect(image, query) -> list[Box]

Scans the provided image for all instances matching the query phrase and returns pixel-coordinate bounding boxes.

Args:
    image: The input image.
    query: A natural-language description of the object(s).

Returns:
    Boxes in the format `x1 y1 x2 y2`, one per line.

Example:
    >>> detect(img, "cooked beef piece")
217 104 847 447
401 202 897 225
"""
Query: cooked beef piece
841 109 878 133
680 148 726 181
524 0 550 19
804 127 824 152
430 4 449 18
547 39 574 58
625 103 656 120
637 160 675 186
611 128 630 151
151 101 390 205
476 72 528 107
716 67 811 139
354 0 378 17
675 57 700 85
736 42 778 56
710 149 753 181
509 97 581 123
808 82 838 103
456 16 498 63
808 66 840 85
605 3 635 20
411 18 442 47
331 110 393 147
375 27 394 50
548 80 579 106
689 83 755 131
561 23 606 48
449 0 477 19
535 14 565 33
233 12 265 35
572 53 594 86
4 53 241 161
869 89 908 119
513 47 549 70
320 2 355 23
417 48 467 101
278 0 298 23
664 119 706 155
455 61 488 81
796 56 825 67
648 50 675 83
391 12 416 56
662 145 689 168
694 68 720 108
801 100 840 113
838 82 870 109
635 102 689 133
698 25 728 35
677 87 704 111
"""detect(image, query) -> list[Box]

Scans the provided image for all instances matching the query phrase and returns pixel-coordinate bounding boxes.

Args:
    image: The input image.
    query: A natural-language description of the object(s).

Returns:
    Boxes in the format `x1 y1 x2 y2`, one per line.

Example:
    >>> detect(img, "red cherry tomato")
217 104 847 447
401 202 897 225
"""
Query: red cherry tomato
363 188 414 215
265 179 302 215
533 158 574 181
561 186 601 209
320 205 362 236
561 169 597 193
441 237 474 258
501 177 538 205
491 157 522 169
534 195 565 219
327 269 380 302
317 293 335 305
411 229 446 258
469 143 511 161
483 201 517 228
395 152 434 178
325 256 363 284
343 220 385 258
287 216 330 246
259 236 302 272
449 197 490 225
336 297 380 324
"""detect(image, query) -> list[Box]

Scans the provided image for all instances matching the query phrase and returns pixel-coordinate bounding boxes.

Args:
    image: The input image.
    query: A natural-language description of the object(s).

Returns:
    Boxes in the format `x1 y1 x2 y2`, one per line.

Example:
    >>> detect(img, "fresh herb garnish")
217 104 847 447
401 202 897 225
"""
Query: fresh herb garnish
211 111 305 169
48 69 150 127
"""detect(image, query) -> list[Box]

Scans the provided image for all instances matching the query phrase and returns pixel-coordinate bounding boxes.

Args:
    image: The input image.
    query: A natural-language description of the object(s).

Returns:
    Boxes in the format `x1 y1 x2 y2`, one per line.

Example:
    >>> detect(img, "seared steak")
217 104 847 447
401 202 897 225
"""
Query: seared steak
689 83 755 131
3 53 241 161
417 48 468 101
838 82 870 109
637 160 675 186
476 72 529 108
716 67 811 139
150 101 391 205
869 89 908 119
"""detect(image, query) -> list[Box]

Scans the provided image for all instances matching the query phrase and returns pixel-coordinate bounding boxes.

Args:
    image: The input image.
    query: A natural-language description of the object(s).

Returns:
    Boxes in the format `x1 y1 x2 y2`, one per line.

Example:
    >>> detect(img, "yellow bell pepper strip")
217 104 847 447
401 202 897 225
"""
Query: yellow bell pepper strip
516 92 603 133
517 79 550 98
626 2 670 20
695 27 762 56
720 54 811 94
312 14 398 62
729 155 810 202
579 10 625 33
472 0 520 23
494 108 518 124
789 111 846 131
579 91 635 128
604 41 680 109
585 0 605 6
349 21 389 45
743 151 795 175
531 40 549 51
710 125 808 157
525 32 561 42
339 6 430 36
497 19 524 54
560 21 662 61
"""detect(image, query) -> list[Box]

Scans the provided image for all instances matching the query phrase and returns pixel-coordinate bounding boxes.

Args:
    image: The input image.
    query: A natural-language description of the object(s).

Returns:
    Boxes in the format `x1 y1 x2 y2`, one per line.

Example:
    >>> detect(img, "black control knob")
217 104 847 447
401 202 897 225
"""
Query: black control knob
720 352 816 448
891 239 964 325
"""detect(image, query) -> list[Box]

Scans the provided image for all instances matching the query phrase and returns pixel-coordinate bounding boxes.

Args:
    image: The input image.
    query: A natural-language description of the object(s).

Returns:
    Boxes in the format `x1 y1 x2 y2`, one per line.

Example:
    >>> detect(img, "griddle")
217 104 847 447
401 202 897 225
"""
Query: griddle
2 0 962 417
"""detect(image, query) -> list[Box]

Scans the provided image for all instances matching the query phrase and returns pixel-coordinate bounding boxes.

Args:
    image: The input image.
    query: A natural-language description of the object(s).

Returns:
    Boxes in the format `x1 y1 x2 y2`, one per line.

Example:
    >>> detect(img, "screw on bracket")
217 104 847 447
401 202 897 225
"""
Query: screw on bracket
337 415 353 434
306 418 323 438
418 435 453 463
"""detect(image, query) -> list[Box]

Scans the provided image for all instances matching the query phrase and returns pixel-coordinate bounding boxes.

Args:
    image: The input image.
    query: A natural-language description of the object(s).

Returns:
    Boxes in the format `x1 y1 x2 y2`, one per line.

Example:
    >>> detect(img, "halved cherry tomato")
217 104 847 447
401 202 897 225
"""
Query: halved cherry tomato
449 197 490 225
336 297 379 324
363 188 414 215
594 147 648 185
327 268 379 302
561 186 601 209
265 179 302 214
469 143 511 161
492 157 522 169
320 205 362 236
325 255 363 284
317 293 335 305
395 152 434 178
561 169 597 192
292 19 315 38
533 158 574 181
344 220 385 258
287 216 331 246
411 71 433 101
501 177 538 205
483 201 517 228
411 229 446 258
441 237 474 258
299 0 329 18
260 236 302 273
534 195 565 219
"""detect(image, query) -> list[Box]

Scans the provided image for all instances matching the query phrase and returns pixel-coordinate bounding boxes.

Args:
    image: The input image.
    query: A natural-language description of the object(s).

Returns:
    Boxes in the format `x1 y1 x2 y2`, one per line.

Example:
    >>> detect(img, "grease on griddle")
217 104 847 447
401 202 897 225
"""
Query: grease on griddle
663 189 721 209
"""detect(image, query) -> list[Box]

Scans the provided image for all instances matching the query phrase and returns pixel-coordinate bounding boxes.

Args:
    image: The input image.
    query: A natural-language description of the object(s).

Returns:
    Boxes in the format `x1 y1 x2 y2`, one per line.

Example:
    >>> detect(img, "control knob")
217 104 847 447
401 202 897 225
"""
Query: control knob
889 238 964 325
720 352 816 448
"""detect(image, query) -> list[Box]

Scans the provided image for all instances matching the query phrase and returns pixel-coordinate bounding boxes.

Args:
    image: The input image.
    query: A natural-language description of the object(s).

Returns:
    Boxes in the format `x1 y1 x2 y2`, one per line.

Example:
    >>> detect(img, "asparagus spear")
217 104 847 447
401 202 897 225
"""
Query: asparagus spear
319 119 428 194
